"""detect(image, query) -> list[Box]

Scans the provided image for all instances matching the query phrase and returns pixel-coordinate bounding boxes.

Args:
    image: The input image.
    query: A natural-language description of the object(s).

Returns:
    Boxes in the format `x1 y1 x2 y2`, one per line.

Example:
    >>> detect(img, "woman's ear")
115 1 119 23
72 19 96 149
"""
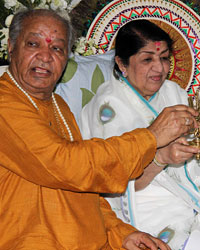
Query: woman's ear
115 56 127 77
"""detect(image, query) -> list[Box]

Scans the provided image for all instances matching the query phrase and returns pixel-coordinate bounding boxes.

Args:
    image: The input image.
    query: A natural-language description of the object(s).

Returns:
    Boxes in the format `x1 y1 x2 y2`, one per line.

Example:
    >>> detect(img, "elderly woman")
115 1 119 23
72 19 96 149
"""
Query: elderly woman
1 8 191 250
81 20 200 250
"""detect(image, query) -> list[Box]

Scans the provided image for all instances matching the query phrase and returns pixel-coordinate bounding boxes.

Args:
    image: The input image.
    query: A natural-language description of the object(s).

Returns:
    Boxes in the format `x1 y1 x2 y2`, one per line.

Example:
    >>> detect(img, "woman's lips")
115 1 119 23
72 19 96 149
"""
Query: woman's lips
150 75 162 81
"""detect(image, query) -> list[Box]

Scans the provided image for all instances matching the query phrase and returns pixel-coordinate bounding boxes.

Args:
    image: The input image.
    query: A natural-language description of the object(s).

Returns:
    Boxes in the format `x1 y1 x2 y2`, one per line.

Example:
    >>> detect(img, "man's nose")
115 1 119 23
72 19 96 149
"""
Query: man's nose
36 47 53 62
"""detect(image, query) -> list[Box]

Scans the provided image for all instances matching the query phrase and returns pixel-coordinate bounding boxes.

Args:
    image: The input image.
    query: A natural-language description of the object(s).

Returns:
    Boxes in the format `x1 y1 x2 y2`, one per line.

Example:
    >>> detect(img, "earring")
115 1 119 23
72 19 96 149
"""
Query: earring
122 71 126 77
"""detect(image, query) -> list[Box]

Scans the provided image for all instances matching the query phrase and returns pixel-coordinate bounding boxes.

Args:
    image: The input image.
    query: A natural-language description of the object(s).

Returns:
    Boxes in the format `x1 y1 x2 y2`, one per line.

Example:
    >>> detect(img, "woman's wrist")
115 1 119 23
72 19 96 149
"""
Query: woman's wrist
153 154 168 168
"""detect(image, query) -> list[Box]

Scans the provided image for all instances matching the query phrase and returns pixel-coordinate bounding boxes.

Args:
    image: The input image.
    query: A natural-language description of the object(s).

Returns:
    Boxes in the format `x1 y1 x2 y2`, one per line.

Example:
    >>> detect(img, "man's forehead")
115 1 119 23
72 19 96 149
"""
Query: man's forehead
23 15 66 31
21 20 68 42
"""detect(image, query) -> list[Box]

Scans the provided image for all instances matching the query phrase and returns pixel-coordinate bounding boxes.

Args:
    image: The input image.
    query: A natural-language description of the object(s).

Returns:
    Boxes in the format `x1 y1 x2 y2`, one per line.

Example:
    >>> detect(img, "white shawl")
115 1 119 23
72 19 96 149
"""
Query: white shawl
81 75 200 250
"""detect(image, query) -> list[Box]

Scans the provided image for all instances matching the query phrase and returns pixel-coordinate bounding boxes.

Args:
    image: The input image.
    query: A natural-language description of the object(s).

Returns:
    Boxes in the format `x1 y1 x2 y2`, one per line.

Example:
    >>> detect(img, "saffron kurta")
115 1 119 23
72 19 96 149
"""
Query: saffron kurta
0 73 156 250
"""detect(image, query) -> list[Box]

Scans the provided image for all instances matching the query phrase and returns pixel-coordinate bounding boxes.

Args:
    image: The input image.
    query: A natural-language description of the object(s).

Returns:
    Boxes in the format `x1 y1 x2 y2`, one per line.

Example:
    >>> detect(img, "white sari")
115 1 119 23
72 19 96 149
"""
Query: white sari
81 75 200 250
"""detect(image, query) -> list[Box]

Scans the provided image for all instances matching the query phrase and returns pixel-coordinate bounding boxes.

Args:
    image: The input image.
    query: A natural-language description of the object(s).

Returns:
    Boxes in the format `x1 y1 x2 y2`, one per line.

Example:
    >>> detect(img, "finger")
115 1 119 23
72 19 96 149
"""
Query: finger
170 145 198 163
180 115 197 128
174 143 200 154
171 112 197 132
138 243 150 249
164 106 198 128
182 120 197 134
181 146 200 154
184 117 191 126
172 105 199 117
136 237 161 250
175 137 189 145
123 240 141 250
122 233 160 250
152 238 171 250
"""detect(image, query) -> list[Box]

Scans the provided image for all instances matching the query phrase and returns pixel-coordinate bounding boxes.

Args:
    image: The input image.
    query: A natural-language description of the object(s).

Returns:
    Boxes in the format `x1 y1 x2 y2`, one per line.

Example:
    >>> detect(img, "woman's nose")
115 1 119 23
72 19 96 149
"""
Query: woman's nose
152 59 164 72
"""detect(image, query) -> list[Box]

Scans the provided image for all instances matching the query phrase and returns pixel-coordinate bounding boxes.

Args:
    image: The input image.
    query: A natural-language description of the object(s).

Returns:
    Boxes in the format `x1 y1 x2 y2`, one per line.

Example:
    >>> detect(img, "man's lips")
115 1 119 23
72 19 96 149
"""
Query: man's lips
32 67 51 74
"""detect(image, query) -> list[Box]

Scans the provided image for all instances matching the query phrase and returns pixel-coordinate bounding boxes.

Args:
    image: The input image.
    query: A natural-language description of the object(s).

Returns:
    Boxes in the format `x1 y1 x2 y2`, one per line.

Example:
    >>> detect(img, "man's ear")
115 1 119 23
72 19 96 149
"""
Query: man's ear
7 39 13 56
7 39 14 62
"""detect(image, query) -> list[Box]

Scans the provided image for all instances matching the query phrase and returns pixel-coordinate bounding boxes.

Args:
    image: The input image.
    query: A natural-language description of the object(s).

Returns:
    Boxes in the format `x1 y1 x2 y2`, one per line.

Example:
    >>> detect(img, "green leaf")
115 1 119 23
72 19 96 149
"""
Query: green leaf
81 88 94 107
91 64 105 94
60 58 78 83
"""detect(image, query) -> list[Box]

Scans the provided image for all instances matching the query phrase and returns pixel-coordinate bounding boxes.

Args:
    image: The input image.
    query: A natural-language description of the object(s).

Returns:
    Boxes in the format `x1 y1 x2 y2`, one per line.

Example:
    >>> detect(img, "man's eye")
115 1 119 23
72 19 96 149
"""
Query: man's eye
27 41 38 47
52 46 64 53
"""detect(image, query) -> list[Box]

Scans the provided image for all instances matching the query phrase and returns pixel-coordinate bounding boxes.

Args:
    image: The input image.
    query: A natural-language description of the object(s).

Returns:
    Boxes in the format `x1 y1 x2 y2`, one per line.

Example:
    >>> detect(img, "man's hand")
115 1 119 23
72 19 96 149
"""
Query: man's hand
148 105 198 148
122 231 171 250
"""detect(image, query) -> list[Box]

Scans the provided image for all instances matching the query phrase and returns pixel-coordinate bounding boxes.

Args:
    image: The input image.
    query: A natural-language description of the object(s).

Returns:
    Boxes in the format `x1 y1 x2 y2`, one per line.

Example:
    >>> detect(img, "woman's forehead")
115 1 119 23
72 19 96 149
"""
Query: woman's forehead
139 41 169 52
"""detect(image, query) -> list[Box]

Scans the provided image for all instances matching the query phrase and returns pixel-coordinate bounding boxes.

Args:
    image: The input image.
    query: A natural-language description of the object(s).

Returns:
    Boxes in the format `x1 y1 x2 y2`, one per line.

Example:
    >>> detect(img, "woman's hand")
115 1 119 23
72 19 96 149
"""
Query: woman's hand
148 105 199 148
122 231 171 250
135 137 199 191
156 137 199 165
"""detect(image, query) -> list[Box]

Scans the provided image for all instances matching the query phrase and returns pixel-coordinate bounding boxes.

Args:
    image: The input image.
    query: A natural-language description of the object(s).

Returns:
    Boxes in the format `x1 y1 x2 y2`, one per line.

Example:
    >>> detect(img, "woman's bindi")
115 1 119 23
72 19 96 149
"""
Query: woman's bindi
155 41 161 51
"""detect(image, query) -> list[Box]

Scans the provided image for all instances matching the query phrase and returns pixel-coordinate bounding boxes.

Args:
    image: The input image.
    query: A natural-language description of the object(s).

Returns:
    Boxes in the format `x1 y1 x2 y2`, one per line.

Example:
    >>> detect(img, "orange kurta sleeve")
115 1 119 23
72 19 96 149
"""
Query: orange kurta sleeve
0 73 156 193
99 196 138 249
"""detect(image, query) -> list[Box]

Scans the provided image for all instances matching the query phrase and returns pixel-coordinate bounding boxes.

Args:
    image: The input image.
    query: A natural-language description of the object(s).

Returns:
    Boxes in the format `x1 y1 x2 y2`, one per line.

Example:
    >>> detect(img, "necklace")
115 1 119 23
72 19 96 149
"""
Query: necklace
7 69 74 141
52 94 73 141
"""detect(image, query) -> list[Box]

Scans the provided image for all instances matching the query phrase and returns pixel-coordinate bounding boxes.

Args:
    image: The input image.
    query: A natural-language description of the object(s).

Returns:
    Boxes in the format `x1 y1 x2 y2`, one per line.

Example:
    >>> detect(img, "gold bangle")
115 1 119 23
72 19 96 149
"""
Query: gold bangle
153 155 168 168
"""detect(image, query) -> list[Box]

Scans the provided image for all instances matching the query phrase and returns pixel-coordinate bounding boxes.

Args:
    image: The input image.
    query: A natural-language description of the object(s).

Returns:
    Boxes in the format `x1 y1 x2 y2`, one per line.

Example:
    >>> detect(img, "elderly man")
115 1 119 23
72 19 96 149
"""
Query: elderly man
0 8 198 250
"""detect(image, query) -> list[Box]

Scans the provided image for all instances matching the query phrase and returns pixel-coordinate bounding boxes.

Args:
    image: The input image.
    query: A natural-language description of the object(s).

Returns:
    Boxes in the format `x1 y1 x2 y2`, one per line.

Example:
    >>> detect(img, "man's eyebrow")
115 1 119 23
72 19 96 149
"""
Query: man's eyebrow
28 32 66 43
29 32 41 37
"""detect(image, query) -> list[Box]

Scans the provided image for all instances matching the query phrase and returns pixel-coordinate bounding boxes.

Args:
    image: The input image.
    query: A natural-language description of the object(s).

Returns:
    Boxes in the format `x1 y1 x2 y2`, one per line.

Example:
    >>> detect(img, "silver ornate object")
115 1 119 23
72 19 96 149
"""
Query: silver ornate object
188 89 200 160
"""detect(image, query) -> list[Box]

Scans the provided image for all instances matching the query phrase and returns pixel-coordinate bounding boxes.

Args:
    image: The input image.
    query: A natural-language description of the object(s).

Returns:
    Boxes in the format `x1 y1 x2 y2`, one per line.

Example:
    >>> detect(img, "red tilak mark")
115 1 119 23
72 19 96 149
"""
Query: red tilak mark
46 38 52 43
156 48 160 51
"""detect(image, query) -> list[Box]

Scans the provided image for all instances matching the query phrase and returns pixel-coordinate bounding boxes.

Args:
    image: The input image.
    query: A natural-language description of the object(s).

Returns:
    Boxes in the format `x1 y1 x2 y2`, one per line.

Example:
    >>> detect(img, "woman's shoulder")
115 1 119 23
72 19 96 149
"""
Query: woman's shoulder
159 79 188 104
84 75 124 109
161 79 187 94
94 75 120 98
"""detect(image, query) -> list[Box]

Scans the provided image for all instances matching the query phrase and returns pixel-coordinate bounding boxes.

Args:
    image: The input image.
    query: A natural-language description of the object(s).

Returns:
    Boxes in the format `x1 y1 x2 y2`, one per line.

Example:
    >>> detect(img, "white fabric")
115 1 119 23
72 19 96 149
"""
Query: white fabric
0 65 8 76
184 230 200 250
55 50 114 124
81 75 200 250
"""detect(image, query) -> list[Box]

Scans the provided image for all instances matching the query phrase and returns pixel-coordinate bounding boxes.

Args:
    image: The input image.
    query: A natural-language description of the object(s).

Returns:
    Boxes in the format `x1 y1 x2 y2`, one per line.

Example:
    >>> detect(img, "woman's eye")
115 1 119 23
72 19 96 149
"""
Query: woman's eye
161 57 170 61
143 58 152 62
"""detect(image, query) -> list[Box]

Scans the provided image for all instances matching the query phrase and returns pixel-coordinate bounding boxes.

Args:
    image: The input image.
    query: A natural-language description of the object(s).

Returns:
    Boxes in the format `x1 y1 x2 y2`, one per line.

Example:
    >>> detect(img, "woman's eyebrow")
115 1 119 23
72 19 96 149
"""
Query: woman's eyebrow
139 48 169 55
